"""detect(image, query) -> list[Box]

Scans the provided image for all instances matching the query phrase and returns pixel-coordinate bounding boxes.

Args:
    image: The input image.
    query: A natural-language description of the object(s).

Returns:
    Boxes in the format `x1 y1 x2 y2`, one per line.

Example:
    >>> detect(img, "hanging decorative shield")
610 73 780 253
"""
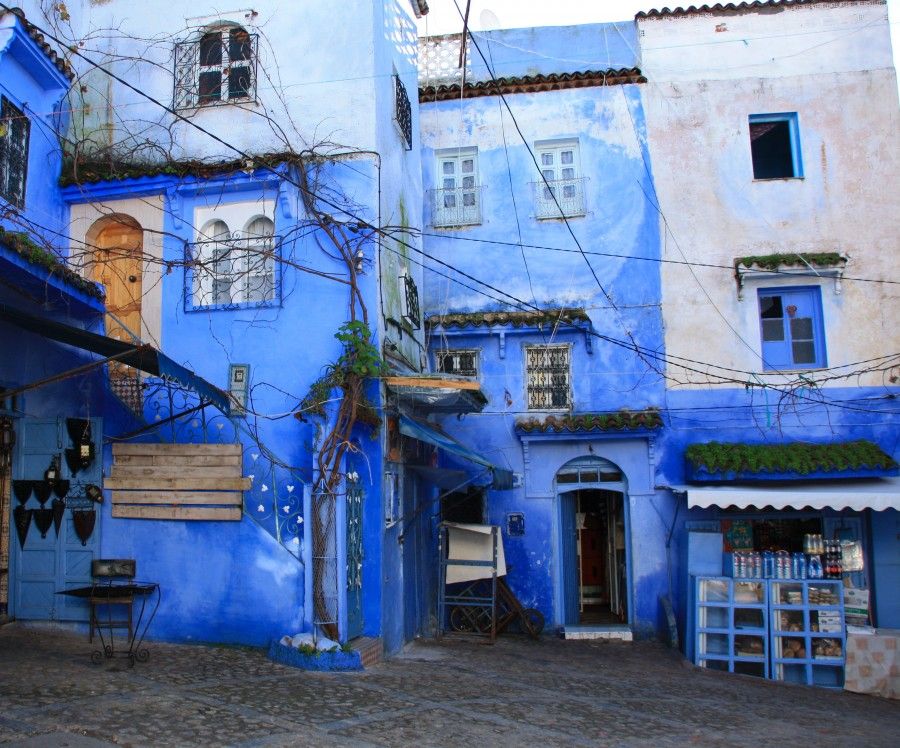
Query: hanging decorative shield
64 445 95 474
52 498 66 536
52 479 70 500
72 509 96 546
66 418 91 445
12 480 34 505
33 508 53 538
33 480 53 506
13 505 32 549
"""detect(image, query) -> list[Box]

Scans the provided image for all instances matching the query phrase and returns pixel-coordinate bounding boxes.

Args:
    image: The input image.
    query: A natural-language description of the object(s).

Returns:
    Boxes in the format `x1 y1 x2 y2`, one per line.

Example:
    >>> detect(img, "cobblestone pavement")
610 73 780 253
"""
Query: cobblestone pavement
1 623 898 747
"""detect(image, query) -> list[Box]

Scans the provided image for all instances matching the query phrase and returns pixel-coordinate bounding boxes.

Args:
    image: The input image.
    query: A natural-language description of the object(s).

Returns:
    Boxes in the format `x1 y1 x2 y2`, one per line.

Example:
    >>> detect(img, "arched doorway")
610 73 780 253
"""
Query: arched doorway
88 216 144 409
556 456 629 626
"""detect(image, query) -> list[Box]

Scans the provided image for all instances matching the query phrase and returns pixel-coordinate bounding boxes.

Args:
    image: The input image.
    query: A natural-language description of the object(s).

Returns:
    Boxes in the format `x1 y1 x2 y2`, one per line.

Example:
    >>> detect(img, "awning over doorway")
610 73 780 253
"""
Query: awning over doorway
0 303 231 414
675 477 900 512
385 375 487 414
398 414 514 489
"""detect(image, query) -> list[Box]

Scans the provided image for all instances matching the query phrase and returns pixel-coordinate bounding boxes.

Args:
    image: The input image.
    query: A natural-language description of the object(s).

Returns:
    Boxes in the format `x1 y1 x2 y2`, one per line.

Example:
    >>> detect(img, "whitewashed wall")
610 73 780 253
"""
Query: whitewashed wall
638 2 900 387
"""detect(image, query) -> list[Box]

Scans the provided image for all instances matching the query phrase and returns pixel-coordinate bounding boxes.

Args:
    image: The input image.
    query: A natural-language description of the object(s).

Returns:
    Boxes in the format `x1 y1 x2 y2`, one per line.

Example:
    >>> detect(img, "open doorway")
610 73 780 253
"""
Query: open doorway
575 490 626 624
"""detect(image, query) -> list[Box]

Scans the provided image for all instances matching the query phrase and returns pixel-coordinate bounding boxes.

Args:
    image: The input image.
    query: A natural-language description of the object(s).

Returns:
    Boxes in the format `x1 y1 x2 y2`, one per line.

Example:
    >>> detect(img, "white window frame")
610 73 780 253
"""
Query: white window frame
533 140 585 219
189 201 278 310
524 344 571 410
433 148 481 227
174 24 257 110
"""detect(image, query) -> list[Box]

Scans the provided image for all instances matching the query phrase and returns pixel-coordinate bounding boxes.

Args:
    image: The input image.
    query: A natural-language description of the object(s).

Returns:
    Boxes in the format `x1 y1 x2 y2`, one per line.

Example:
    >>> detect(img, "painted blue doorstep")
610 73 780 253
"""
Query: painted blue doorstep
267 640 363 672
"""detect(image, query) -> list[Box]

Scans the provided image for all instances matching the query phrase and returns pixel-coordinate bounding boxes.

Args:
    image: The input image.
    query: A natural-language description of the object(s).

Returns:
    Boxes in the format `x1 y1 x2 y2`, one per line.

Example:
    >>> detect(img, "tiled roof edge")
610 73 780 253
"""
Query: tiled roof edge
426 308 591 330
419 68 646 103
515 410 664 434
5 7 75 82
636 1 879 20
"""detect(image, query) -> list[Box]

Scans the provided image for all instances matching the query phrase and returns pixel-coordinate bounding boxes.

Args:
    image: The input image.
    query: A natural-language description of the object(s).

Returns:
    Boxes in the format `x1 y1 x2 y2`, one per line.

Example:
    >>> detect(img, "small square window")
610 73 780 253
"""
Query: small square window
525 344 571 409
436 349 478 378
749 113 802 180
757 287 825 370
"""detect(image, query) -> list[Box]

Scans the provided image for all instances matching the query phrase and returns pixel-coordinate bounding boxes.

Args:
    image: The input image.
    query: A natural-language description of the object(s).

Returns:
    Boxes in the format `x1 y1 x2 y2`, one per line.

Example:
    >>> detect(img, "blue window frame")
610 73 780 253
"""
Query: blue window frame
749 113 802 180
758 287 826 370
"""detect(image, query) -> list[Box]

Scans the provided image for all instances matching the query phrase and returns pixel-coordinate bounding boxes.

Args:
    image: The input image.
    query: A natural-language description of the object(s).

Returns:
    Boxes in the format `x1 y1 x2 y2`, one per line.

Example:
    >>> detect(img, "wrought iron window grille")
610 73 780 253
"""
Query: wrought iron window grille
174 28 259 110
185 231 280 310
436 349 478 378
0 97 30 208
431 185 482 227
400 272 421 329
531 177 586 220
525 345 571 410
394 74 413 150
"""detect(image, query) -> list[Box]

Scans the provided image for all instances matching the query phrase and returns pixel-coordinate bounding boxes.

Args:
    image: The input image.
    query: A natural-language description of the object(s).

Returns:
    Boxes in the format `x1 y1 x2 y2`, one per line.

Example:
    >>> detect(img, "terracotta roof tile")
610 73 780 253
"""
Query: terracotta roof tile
5 7 74 82
426 308 590 330
420 68 645 103
516 410 663 434
636 1 869 20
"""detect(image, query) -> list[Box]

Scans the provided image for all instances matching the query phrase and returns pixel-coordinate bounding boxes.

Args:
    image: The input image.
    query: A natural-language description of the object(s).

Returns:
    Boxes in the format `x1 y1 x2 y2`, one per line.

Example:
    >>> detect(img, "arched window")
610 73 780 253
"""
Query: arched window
243 216 275 303
175 24 257 109
189 214 279 309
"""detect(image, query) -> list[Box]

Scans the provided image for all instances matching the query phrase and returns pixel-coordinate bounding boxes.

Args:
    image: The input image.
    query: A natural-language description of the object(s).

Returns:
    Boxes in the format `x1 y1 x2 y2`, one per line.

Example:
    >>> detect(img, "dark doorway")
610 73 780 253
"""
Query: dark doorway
576 489 626 624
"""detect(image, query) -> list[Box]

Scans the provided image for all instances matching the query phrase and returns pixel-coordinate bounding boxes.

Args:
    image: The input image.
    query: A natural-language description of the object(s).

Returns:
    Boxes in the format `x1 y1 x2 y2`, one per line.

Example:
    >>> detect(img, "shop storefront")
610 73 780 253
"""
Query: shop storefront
681 477 900 691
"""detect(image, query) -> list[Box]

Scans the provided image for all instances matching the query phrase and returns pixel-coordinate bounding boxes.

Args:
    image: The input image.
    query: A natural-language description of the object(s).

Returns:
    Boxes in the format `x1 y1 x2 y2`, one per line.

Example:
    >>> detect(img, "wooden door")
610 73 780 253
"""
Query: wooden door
91 222 143 355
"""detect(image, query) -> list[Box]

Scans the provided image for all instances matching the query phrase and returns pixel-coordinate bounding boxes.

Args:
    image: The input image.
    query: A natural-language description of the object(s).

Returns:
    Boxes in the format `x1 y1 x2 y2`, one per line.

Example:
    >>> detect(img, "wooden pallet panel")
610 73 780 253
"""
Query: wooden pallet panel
105 476 251 491
110 490 243 506
110 465 240 479
113 454 242 467
112 505 242 521
112 443 242 456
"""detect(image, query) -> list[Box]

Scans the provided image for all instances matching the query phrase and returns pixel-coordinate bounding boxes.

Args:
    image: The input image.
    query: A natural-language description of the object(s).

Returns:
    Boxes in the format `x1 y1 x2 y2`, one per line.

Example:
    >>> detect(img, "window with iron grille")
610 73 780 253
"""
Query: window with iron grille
394 74 412 150
436 349 478 378
174 25 258 110
401 272 420 329
532 140 585 219
0 97 30 208
525 344 571 410
187 216 279 309
432 148 481 227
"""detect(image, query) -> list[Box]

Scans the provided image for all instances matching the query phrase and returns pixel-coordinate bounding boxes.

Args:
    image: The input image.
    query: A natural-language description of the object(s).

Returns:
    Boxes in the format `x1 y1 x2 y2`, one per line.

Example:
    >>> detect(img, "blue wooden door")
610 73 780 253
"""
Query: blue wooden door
346 483 364 640
9 418 100 621
560 492 579 625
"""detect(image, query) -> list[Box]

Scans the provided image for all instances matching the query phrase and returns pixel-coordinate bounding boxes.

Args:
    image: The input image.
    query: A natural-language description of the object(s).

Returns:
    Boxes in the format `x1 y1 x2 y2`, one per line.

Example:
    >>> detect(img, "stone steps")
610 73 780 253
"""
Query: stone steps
349 636 383 668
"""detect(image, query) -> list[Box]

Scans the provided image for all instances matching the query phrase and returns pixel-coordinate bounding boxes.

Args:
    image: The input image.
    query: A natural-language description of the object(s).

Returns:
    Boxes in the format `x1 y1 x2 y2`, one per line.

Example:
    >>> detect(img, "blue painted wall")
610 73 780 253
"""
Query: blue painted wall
420 22 668 637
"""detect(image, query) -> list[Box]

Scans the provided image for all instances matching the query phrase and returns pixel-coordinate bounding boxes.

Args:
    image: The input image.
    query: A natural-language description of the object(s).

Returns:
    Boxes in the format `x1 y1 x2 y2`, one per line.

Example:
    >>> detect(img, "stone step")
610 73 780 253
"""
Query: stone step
349 636 383 668
561 625 633 641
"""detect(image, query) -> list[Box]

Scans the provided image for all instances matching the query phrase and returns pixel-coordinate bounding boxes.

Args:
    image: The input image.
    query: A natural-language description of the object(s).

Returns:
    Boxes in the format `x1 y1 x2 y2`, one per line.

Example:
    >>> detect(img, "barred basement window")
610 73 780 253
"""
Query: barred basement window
174 25 258 109
394 74 412 150
436 349 478 378
188 216 278 309
525 344 571 410
0 97 30 208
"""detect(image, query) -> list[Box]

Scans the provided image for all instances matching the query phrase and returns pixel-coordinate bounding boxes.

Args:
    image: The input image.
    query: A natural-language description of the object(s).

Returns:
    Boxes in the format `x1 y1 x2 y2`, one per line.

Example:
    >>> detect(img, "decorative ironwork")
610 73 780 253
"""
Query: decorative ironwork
532 177 586 219
174 29 258 110
436 349 478 378
431 185 482 227
0 96 30 208
402 273 421 329
394 74 413 150
185 232 280 310
312 489 338 639
525 345 571 409
346 486 363 592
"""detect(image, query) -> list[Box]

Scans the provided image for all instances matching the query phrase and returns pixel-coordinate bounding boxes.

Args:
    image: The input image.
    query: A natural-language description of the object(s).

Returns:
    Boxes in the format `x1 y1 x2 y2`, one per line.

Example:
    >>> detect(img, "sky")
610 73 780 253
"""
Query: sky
416 0 900 88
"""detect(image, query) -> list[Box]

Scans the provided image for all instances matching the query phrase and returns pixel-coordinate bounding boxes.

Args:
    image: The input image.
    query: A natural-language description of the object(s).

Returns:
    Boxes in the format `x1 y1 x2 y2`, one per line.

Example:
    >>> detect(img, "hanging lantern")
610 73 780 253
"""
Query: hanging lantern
44 454 60 483
65 419 94 473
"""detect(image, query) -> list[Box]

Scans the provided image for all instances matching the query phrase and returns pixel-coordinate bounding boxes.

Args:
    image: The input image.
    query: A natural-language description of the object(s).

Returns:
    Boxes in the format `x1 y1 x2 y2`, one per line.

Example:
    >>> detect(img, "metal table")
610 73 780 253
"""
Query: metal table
58 581 160 666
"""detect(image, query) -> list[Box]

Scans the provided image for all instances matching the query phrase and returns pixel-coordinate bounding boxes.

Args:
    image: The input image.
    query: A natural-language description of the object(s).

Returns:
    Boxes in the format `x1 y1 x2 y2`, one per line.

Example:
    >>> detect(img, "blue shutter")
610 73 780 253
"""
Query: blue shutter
759 287 825 370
